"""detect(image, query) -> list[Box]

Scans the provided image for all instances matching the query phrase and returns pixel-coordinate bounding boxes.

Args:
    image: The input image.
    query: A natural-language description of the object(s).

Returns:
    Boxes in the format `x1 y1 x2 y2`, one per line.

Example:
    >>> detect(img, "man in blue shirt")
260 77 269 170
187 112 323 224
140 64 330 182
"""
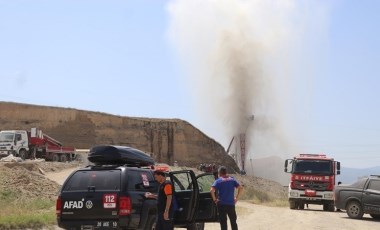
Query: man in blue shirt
210 166 243 230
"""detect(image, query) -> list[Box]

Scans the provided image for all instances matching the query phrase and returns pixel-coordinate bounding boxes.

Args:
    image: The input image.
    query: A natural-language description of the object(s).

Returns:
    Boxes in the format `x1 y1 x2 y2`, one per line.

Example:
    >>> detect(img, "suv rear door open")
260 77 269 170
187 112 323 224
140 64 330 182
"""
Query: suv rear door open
169 170 218 226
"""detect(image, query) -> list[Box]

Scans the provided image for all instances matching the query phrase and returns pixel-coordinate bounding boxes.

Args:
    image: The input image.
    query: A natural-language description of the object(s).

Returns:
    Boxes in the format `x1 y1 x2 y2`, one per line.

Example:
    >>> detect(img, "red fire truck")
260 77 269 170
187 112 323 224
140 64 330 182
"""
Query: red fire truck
0 128 76 161
284 153 340 211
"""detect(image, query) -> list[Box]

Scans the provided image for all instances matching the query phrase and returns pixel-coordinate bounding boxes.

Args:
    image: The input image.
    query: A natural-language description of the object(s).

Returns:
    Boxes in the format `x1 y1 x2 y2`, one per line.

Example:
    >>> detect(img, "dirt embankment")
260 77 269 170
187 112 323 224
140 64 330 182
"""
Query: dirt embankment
0 101 238 171
0 160 82 200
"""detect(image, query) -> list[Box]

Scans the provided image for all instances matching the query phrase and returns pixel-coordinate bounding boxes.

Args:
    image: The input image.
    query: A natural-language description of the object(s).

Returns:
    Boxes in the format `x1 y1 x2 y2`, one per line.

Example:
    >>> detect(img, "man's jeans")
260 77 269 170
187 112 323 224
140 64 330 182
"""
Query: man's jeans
217 204 238 230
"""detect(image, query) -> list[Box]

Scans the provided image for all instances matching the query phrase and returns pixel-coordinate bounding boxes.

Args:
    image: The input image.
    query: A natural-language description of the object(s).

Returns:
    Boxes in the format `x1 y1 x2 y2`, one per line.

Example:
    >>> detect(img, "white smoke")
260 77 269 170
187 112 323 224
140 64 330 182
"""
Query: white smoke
167 0 331 181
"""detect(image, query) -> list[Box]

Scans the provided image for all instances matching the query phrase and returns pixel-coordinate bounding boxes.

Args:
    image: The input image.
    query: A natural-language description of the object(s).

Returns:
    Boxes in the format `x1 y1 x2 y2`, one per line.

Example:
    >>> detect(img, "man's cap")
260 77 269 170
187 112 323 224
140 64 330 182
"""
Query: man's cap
154 170 166 177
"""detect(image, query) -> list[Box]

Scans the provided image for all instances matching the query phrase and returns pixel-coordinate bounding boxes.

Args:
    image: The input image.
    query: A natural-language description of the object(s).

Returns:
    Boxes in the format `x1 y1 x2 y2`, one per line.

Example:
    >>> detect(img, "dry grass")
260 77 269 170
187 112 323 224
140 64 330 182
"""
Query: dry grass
0 190 56 229
240 187 288 207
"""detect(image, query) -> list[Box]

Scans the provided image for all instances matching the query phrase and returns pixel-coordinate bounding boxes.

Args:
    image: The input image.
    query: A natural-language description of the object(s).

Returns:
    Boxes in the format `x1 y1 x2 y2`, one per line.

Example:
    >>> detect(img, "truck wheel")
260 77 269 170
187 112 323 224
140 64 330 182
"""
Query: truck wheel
346 201 364 219
52 154 59 162
60 154 68 162
187 222 204 230
19 149 27 160
289 200 296 209
327 203 335 212
144 215 156 230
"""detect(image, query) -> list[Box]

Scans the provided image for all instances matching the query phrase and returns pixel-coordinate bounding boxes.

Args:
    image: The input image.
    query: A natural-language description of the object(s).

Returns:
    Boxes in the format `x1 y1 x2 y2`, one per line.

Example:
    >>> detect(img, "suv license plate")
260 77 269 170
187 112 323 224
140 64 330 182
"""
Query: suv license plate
81 225 94 230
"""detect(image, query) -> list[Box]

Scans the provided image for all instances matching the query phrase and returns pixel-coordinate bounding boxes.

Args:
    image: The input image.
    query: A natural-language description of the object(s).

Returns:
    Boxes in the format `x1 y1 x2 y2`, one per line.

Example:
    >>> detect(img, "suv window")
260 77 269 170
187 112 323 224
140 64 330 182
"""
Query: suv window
368 180 380 191
63 170 121 191
127 170 157 191
197 174 215 192
171 173 193 191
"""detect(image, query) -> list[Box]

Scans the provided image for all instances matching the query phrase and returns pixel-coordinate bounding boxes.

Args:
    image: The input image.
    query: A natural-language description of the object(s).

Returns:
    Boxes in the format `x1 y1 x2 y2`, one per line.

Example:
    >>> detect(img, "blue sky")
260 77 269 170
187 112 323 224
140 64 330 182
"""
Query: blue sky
1 0 379 169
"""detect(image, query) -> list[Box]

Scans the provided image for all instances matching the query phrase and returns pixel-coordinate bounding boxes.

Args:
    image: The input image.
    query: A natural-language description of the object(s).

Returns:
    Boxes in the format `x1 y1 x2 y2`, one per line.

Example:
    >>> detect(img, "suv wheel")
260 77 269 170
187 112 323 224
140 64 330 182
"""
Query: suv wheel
346 201 364 219
187 222 204 230
145 215 156 230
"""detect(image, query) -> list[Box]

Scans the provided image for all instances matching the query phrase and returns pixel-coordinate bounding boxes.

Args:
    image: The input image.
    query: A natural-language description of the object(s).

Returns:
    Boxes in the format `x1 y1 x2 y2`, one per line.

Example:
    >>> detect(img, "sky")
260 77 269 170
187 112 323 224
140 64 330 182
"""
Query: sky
1 0 380 169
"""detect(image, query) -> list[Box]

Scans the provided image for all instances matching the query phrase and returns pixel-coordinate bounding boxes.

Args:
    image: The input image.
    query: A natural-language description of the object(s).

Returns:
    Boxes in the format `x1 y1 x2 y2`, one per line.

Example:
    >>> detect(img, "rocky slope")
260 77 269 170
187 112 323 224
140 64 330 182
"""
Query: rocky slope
0 102 238 171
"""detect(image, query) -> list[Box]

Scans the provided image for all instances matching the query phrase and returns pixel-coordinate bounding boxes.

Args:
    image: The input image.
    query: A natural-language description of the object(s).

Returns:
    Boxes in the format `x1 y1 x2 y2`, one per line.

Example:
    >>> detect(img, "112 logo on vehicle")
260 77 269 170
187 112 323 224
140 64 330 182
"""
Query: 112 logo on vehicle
103 194 117 208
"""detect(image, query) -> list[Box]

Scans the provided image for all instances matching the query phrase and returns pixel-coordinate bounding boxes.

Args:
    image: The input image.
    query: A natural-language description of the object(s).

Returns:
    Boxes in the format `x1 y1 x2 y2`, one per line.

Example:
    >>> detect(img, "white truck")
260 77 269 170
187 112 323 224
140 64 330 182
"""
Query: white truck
0 128 76 161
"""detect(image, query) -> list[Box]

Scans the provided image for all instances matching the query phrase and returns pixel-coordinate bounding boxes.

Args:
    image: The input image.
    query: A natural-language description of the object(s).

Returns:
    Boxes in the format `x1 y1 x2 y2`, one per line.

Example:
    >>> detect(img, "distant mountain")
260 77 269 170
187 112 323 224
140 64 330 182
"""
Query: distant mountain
249 156 290 186
338 166 380 184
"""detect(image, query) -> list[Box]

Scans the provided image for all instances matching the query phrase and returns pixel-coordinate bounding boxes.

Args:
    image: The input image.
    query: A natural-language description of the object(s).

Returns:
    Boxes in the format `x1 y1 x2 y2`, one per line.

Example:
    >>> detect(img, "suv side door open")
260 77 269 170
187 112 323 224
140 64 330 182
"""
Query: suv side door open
169 170 218 226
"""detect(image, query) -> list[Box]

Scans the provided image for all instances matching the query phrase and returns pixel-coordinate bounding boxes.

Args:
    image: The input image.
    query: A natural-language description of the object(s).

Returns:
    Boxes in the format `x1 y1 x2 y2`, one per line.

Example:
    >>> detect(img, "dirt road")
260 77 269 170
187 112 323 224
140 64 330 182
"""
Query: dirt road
206 202 379 230
46 169 379 230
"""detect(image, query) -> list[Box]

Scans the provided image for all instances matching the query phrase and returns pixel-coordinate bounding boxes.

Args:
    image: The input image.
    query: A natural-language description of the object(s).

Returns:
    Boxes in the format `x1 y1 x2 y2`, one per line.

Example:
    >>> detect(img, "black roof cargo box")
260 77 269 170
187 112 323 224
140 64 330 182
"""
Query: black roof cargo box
88 145 154 166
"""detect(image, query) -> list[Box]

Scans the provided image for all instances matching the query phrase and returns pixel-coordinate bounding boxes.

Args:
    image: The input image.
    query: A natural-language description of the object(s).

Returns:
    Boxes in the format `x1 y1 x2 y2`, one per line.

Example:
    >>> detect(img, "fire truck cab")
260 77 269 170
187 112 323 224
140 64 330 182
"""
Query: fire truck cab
284 154 340 211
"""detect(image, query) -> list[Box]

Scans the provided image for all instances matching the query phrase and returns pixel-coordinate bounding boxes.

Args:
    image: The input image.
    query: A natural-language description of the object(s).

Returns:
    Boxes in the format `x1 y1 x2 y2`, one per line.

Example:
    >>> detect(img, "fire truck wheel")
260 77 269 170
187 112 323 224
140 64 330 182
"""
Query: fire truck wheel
328 203 335 212
346 200 364 219
52 154 59 162
289 201 297 209
323 203 335 211
60 154 68 162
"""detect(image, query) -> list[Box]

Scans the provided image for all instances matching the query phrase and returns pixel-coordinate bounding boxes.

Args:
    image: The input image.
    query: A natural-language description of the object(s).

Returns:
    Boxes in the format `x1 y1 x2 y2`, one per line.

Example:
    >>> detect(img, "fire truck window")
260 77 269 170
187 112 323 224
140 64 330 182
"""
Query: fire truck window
294 161 331 174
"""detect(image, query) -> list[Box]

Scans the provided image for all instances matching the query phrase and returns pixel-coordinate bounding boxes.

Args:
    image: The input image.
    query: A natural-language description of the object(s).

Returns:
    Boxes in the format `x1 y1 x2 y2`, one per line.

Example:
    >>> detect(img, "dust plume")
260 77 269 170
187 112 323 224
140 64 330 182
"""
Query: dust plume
167 0 330 183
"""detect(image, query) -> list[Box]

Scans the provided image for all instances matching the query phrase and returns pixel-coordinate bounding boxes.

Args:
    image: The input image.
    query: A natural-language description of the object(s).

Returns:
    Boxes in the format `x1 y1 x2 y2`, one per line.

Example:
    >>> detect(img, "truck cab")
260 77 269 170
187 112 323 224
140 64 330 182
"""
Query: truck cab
284 154 340 211
0 128 76 161
0 130 29 159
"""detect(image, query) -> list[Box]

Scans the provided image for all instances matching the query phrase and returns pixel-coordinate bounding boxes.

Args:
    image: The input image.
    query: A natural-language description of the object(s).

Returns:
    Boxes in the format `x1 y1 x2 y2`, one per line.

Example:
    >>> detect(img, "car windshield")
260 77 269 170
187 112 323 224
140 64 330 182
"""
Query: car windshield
350 177 368 189
293 160 332 175
0 132 14 142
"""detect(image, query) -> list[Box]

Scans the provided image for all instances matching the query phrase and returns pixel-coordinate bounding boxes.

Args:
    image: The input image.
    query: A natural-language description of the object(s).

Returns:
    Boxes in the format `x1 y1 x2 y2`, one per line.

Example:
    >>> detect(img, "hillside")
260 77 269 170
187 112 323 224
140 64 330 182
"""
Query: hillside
0 101 238 171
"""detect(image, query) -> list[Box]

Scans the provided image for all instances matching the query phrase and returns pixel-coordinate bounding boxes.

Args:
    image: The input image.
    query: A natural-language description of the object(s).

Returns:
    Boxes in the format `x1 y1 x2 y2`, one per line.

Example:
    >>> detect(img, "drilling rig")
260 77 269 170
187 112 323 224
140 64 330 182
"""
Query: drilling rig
226 115 254 173
226 134 246 173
